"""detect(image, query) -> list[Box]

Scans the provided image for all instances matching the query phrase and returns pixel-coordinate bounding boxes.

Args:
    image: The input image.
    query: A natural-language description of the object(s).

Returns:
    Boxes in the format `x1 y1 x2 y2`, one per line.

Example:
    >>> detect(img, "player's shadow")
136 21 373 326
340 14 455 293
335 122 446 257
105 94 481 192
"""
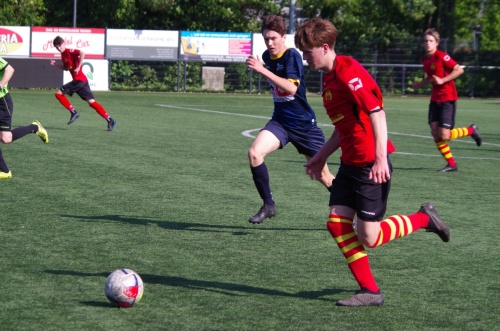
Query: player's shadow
45 269 344 305
61 214 324 236
390 166 429 171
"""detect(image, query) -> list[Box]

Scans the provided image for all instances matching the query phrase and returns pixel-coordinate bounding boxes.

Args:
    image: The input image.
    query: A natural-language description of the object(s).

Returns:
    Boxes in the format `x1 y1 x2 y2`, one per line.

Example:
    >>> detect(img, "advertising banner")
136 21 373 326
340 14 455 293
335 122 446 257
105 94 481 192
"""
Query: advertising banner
0 26 31 57
180 31 251 62
31 27 105 58
106 29 178 60
63 59 109 91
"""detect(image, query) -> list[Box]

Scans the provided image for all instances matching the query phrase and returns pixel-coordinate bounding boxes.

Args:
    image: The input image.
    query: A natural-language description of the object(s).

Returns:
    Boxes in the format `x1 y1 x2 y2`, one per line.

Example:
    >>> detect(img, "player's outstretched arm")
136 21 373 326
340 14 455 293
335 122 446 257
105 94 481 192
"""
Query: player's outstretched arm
50 60 65 71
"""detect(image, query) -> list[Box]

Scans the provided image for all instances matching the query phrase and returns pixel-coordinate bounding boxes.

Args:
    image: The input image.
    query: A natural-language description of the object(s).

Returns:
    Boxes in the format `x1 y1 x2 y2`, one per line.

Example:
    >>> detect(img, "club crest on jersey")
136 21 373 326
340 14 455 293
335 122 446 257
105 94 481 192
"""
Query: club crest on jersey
348 77 363 91
323 89 333 101
444 55 451 61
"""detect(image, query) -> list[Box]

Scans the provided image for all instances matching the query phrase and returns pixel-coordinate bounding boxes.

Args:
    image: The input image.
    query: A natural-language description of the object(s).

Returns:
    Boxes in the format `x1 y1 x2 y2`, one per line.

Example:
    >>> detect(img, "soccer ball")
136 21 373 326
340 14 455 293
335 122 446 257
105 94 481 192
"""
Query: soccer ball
104 268 144 308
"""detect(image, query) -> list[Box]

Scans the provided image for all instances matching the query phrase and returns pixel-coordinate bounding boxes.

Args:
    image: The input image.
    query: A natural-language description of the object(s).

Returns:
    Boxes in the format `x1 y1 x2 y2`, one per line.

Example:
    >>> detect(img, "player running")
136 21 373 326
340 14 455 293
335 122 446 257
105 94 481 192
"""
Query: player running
50 36 117 131
245 15 334 224
412 28 481 172
295 18 450 306
0 57 48 179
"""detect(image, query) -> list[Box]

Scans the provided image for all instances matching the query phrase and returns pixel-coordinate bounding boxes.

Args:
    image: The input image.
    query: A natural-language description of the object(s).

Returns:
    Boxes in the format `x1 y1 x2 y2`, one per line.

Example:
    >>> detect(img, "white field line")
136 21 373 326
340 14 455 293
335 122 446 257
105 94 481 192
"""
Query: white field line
157 103 500 161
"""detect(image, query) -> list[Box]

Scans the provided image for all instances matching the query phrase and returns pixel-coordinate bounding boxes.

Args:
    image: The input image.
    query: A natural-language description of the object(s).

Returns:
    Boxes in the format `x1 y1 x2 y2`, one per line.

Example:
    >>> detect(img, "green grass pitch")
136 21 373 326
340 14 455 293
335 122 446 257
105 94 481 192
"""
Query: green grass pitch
1 90 499 330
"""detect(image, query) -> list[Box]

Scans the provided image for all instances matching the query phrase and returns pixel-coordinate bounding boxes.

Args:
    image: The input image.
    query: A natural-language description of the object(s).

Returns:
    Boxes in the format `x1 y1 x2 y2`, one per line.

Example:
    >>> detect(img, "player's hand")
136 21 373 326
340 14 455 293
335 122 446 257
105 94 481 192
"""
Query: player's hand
369 159 391 184
246 55 264 73
432 75 444 85
304 156 326 181
50 60 56 66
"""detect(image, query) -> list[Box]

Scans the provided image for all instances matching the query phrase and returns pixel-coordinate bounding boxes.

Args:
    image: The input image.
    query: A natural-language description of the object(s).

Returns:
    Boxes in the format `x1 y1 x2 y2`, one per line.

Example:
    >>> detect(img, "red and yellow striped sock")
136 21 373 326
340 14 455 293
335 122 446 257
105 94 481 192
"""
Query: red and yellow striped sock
450 127 473 140
435 140 456 167
369 212 430 248
327 215 379 292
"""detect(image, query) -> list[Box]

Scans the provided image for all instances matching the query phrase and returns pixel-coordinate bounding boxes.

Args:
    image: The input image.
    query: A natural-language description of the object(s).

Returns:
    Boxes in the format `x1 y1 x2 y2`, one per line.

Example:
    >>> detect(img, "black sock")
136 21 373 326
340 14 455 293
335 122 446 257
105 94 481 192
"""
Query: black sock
0 148 9 172
11 124 38 141
251 163 274 206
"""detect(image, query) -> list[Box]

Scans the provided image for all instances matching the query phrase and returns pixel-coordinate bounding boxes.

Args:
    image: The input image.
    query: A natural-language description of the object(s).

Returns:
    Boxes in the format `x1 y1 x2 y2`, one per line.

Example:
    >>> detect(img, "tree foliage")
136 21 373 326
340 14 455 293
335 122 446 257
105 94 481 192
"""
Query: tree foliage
299 0 436 50
0 0 46 26
41 0 280 32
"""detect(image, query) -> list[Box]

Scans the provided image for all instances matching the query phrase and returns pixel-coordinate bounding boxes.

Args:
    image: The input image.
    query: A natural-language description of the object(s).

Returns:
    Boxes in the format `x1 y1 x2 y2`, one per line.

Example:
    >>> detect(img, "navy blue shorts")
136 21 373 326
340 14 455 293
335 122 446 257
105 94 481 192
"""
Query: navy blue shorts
329 160 392 221
60 80 95 101
262 119 326 157
428 101 456 129
0 93 13 131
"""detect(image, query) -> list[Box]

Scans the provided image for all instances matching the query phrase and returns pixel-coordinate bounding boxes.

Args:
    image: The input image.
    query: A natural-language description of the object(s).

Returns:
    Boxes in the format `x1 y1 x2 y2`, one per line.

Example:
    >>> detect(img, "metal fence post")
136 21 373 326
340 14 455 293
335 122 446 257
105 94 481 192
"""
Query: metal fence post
177 61 180 92
249 69 253 94
183 60 187 93
258 74 262 94
401 65 406 96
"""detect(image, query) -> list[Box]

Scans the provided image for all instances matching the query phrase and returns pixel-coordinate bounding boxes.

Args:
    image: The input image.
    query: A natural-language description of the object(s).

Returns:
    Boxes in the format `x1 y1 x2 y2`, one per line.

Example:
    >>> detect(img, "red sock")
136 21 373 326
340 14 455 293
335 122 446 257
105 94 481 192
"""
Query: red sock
435 140 456 167
55 94 74 111
89 101 110 120
370 212 430 248
327 215 379 292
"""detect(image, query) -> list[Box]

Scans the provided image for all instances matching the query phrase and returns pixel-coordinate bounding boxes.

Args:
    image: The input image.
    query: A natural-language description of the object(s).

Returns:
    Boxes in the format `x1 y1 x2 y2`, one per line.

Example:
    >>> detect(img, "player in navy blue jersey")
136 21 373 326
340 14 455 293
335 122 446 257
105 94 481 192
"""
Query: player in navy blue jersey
245 15 334 224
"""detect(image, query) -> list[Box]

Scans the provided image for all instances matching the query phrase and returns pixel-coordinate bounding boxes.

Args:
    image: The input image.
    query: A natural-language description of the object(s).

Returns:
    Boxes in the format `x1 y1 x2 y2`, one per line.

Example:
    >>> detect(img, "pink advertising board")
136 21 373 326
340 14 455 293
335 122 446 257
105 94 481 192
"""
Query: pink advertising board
31 26 105 58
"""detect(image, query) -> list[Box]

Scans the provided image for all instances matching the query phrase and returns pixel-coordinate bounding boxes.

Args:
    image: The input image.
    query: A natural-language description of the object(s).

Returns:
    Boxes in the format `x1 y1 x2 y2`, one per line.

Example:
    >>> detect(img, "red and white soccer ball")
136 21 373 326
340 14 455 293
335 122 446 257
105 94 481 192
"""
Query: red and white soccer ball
104 268 144 308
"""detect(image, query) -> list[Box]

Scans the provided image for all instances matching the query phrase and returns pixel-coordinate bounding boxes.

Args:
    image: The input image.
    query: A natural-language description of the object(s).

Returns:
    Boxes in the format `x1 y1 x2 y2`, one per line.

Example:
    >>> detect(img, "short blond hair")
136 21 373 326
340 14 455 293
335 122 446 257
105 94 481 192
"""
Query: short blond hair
424 28 440 43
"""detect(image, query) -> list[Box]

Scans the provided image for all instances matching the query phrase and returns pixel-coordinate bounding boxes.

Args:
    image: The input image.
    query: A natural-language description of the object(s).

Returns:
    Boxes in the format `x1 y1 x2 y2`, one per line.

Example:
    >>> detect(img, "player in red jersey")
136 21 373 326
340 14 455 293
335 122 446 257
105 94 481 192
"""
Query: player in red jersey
412 29 481 172
295 18 450 306
50 36 116 131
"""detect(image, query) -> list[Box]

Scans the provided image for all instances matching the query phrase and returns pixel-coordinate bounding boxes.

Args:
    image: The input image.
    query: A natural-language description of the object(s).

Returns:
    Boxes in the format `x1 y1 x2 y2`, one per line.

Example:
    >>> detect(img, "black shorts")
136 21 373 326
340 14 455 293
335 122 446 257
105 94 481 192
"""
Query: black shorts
0 93 13 131
262 119 326 157
329 159 392 221
428 101 456 129
60 80 95 101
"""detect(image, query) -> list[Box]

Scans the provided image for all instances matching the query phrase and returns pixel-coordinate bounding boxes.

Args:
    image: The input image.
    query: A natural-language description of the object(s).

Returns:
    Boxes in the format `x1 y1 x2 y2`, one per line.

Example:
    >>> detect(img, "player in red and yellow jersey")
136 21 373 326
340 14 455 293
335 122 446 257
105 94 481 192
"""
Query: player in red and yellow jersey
50 36 116 131
295 18 450 306
412 29 481 172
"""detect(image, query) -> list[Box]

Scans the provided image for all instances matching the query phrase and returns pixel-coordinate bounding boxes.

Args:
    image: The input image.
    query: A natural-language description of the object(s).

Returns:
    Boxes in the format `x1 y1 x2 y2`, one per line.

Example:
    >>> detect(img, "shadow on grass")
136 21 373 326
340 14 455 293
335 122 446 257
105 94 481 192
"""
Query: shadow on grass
61 214 324 236
46 269 344 304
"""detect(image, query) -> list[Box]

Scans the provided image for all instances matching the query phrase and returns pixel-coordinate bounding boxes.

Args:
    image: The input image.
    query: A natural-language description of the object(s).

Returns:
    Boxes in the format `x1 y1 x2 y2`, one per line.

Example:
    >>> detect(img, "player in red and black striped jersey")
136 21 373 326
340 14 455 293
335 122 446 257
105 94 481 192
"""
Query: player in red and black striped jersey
295 18 450 306
50 36 116 131
412 29 482 172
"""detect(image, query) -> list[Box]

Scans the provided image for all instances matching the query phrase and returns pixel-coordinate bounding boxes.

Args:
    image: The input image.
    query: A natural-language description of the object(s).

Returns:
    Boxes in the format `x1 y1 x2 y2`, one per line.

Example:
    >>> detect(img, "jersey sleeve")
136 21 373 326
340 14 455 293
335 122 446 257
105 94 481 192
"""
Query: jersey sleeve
340 62 382 113
440 52 458 71
0 57 8 71
284 49 303 85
